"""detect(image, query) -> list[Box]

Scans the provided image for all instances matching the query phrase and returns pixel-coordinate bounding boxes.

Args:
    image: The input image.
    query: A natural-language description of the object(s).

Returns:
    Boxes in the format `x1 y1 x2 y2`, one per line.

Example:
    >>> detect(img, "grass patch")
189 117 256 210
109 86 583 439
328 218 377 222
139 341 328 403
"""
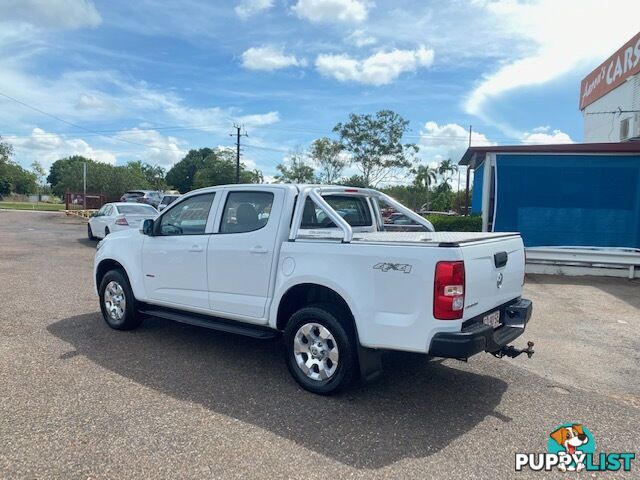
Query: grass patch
0 201 66 211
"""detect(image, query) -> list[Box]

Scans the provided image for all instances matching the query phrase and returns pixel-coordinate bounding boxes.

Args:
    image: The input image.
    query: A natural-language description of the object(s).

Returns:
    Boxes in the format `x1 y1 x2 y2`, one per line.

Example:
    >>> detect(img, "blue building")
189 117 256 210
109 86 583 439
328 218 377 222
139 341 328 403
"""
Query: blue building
460 143 640 249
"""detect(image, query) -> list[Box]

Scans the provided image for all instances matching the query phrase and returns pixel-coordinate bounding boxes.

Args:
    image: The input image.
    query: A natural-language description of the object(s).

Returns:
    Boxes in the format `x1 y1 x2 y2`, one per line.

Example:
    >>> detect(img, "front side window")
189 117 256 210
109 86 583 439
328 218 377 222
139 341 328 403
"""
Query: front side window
220 191 274 234
157 193 215 235
301 195 372 228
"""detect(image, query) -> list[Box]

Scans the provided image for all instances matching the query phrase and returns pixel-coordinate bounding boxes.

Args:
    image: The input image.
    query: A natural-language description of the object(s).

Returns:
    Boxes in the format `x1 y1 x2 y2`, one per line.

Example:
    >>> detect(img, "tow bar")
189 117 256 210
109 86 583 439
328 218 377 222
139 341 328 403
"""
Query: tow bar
493 341 535 359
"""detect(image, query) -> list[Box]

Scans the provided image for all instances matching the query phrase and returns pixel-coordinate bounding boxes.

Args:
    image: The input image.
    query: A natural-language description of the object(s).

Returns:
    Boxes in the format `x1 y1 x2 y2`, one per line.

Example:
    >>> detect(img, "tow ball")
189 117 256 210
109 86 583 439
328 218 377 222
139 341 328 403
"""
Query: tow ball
493 341 535 359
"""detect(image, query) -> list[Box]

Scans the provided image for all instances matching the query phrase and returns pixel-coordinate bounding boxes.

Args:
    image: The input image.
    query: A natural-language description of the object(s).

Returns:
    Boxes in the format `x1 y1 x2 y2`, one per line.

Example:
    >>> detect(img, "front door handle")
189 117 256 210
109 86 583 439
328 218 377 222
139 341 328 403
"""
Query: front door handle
189 245 204 252
250 246 268 254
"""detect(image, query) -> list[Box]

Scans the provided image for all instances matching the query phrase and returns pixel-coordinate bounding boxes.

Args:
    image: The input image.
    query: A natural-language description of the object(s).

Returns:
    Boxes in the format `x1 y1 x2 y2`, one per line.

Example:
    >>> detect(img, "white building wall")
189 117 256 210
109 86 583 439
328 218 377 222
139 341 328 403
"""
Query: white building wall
583 73 640 142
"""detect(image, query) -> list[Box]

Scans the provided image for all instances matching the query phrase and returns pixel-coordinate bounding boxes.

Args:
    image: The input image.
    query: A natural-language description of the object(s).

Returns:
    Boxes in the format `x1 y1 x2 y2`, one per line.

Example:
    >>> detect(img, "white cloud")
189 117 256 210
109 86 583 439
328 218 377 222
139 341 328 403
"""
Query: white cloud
520 126 573 145
346 29 376 47
315 46 434 85
420 121 495 164
466 0 640 117
292 0 370 24
0 0 101 29
12 128 116 167
241 45 306 71
114 129 186 166
235 0 273 19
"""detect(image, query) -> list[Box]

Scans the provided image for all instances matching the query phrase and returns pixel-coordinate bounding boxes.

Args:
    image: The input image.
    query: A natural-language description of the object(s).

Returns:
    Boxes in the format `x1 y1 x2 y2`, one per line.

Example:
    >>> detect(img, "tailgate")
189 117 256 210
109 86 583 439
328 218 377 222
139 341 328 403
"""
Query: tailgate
460 235 525 320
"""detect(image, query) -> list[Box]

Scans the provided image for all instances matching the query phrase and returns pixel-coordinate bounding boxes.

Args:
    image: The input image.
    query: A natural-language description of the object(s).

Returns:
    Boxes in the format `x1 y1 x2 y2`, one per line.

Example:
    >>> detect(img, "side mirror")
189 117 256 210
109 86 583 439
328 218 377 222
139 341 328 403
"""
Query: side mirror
142 218 155 236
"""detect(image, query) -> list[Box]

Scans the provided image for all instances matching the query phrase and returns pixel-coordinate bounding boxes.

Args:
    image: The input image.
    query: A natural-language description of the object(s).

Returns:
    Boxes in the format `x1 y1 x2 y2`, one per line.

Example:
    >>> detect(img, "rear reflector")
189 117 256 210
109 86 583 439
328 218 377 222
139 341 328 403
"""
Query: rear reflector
434 261 465 320
115 217 129 226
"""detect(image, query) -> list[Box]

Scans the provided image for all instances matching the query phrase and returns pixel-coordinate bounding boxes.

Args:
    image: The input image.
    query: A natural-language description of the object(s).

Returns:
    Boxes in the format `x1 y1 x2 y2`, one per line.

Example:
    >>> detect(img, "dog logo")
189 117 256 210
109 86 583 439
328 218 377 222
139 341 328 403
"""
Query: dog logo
516 423 635 472
549 424 592 471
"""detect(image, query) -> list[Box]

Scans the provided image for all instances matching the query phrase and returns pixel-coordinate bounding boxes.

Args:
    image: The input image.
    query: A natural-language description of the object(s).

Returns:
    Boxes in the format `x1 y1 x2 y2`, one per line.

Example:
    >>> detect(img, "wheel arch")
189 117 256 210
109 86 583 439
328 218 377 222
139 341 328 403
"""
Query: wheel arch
275 283 357 335
96 259 131 291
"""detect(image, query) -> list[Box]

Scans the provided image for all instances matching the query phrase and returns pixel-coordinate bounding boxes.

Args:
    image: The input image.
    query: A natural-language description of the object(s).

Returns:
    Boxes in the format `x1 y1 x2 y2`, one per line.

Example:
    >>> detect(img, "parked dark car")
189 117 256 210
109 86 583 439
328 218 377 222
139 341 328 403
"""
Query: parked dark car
158 194 180 212
120 190 163 208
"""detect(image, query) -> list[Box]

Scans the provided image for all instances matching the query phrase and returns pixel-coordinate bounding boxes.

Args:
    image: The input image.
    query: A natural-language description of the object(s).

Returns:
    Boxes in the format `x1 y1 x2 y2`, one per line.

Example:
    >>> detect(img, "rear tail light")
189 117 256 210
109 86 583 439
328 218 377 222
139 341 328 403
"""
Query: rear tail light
434 261 465 320
115 216 129 226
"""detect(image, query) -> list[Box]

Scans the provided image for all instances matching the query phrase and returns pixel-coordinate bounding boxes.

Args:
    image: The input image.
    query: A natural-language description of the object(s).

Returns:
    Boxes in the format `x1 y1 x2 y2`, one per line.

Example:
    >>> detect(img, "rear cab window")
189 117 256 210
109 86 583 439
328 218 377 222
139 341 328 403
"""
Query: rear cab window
301 195 373 229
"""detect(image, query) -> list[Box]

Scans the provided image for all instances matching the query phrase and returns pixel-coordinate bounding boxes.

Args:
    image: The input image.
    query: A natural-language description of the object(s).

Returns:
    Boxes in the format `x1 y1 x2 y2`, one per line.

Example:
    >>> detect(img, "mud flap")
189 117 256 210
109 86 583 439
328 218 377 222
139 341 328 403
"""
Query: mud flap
357 344 383 384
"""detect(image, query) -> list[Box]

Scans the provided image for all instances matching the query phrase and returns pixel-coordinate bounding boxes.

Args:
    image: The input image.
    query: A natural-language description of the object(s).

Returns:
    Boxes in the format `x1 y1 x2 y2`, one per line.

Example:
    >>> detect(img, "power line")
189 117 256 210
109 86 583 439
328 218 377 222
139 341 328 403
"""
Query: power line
0 91 182 152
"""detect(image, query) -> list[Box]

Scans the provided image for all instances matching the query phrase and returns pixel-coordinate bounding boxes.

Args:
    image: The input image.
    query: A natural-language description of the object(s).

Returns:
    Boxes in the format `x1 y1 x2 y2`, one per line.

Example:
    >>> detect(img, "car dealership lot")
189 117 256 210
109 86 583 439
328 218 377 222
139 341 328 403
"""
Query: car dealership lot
1 210 638 479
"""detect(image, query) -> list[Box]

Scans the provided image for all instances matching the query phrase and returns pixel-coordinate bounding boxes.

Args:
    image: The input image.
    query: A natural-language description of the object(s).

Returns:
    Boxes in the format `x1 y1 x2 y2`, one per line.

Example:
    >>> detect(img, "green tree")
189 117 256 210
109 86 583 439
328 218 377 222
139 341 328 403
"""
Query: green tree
47 156 154 198
338 174 369 188
165 148 214 193
192 149 263 188
0 136 38 195
333 110 418 187
275 149 317 184
309 137 345 184
411 164 438 210
437 158 458 190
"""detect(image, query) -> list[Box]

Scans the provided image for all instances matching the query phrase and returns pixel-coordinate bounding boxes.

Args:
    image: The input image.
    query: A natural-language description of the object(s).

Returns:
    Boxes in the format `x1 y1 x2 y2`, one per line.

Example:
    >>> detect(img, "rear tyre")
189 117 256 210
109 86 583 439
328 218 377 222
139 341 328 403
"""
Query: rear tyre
99 269 143 330
284 304 356 395
87 223 96 240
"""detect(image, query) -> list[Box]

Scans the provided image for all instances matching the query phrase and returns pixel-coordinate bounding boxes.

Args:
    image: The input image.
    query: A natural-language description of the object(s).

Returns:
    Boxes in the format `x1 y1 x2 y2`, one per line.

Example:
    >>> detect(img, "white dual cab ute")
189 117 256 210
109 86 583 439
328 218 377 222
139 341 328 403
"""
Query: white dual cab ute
94 184 534 394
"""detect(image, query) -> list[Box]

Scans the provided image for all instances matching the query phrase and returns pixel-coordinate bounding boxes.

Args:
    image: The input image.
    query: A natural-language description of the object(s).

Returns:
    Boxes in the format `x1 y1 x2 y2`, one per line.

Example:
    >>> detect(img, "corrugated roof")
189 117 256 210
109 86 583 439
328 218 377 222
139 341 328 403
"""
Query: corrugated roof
459 142 640 168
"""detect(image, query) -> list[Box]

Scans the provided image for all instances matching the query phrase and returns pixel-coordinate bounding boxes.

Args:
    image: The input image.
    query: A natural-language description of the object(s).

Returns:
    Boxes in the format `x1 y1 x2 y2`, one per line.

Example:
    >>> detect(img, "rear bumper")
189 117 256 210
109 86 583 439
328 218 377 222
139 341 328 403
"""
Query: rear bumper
428 298 533 359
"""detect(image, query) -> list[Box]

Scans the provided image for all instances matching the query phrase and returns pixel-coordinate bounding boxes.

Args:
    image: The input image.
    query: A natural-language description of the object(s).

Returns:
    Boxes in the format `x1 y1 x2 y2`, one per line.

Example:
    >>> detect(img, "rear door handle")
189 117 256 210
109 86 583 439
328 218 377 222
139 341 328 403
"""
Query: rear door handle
189 245 204 252
250 246 268 254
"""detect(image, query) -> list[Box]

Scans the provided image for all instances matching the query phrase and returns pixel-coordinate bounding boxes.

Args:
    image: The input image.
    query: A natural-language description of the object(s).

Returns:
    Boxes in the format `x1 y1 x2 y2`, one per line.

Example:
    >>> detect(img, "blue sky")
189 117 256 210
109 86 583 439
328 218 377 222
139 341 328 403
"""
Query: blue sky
0 0 638 185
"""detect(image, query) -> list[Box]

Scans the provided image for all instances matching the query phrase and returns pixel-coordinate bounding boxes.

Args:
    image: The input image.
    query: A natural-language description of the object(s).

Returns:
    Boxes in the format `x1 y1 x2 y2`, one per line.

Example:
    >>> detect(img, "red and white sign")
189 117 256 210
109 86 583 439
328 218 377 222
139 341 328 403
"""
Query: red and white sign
579 31 640 110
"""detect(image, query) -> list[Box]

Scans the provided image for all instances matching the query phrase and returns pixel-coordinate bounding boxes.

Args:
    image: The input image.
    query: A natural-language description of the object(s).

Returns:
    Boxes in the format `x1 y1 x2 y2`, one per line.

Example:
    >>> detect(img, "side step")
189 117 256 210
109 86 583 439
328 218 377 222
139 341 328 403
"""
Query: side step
139 307 279 339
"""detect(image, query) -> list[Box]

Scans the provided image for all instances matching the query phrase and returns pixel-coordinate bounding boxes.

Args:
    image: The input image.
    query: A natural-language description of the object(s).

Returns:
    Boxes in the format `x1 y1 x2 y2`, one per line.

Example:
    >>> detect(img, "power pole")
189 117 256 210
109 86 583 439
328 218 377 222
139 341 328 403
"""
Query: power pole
464 125 472 216
83 161 87 210
230 124 248 184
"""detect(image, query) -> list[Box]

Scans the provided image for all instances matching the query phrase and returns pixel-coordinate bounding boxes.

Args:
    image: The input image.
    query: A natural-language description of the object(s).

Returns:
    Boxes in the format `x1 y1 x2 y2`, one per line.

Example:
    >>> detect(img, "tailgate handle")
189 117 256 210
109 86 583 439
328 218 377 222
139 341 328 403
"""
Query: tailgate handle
494 251 508 268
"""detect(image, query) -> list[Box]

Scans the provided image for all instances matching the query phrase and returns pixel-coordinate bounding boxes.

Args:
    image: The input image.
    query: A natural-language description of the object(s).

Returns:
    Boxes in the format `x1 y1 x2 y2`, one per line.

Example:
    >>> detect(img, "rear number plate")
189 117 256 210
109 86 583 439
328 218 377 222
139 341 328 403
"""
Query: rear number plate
483 310 501 328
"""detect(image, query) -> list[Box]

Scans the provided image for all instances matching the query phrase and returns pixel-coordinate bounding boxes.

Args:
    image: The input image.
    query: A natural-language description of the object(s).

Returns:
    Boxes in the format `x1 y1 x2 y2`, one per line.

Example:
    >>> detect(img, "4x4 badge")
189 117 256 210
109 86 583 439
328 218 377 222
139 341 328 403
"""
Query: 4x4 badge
497 272 504 288
373 263 412 274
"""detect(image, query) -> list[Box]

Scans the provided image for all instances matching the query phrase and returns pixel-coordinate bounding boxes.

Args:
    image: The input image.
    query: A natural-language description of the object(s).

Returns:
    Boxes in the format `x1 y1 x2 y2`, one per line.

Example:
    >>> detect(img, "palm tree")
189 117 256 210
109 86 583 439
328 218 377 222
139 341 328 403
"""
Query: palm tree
437 158 458 190
411 164 437 210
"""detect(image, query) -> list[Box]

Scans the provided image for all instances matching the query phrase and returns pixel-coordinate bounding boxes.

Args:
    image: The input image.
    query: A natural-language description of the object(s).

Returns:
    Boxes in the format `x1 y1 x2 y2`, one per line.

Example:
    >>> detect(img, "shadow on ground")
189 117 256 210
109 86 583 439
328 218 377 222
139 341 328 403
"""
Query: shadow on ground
48 313 510 469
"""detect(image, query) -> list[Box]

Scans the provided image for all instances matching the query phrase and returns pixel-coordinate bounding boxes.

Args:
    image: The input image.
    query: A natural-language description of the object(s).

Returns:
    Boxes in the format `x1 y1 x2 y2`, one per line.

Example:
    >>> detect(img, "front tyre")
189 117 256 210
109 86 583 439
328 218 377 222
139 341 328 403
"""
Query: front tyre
87 223 96 240
284 304 356 395
99 269 142 330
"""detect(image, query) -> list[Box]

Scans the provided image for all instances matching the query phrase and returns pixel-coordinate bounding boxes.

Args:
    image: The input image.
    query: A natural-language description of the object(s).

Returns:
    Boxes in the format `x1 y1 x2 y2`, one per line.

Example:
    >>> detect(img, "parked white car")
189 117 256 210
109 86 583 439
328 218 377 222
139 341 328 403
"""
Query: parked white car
88 202 158 240
94 184 533 394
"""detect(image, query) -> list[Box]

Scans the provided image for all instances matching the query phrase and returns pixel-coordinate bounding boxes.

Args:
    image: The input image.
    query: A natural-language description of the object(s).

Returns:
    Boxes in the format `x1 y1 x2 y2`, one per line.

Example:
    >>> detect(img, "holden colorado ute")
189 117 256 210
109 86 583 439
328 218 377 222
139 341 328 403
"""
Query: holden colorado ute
94 184 534 394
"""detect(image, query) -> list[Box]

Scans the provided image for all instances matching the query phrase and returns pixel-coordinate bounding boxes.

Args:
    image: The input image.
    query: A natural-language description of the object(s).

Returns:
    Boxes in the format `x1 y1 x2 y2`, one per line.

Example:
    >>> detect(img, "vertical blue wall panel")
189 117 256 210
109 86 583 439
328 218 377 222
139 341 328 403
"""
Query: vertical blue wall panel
493 154 640 248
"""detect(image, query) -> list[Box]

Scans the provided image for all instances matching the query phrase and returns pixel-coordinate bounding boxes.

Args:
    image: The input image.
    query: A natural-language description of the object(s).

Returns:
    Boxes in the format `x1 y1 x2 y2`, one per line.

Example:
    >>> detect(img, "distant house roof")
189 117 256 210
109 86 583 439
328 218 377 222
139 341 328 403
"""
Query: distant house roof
459 142 640 168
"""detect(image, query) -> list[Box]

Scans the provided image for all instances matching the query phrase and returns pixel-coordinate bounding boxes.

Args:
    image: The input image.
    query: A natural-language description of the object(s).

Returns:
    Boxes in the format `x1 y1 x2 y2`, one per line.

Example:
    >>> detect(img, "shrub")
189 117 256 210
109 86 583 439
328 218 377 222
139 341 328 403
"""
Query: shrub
425 214 482 232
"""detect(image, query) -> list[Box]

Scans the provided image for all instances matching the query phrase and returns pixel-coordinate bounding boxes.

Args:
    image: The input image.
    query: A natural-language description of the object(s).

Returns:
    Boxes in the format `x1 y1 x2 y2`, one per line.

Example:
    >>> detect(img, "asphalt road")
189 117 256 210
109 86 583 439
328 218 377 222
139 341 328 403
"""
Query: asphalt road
1 210 639 479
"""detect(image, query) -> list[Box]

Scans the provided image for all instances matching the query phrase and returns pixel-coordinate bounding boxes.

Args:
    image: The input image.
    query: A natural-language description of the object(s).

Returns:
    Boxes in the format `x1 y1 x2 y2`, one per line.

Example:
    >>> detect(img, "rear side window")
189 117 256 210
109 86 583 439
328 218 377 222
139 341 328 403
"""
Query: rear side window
301 195 372 228
157 193 215 235
220 191 274 234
